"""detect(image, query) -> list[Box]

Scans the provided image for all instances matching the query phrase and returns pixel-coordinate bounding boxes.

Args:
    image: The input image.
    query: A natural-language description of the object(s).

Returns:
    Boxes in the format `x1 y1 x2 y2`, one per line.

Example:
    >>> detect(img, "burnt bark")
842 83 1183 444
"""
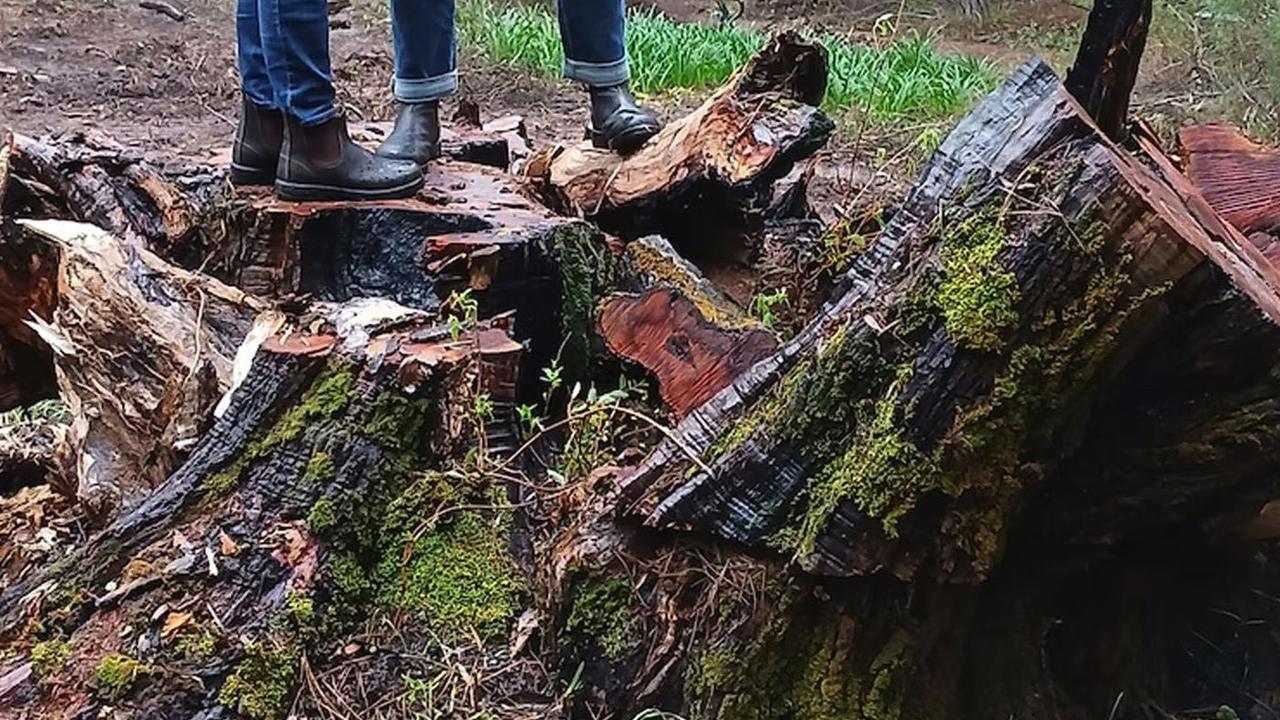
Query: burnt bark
1065 0 1153 141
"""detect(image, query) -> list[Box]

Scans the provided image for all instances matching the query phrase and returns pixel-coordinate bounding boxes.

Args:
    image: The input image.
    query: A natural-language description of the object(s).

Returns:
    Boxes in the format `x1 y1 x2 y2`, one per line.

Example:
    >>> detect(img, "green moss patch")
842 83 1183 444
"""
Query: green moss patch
934 209 1019 352
94 653 151 699
219 642 298 720
30 638 72 679
563 573 640 661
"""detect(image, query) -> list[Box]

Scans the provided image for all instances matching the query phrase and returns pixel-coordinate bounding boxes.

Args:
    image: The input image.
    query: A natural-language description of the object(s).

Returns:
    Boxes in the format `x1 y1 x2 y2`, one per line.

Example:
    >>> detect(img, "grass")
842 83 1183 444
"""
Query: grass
1150 0 1280 140
455 0 997 121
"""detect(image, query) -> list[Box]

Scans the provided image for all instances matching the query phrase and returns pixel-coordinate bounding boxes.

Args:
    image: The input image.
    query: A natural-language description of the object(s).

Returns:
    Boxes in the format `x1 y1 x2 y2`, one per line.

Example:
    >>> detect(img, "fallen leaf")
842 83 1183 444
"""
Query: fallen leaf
218 530 240 556
162 611 193 638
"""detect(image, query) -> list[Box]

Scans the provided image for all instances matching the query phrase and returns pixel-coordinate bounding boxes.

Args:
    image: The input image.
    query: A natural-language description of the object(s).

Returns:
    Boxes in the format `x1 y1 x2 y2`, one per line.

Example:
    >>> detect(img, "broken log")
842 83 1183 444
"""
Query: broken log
1065 0 1152 140
1179 123 1280 261
520 32 834 242
0 299 524 719
599 235 778 419
623 59 1280 585
15 219 268 520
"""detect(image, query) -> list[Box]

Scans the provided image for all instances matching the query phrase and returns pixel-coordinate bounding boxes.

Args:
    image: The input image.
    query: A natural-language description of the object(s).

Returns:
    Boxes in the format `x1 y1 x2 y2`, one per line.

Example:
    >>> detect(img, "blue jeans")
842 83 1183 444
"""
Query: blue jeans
236 0 336 125
391 0 630 103
236 0 628 120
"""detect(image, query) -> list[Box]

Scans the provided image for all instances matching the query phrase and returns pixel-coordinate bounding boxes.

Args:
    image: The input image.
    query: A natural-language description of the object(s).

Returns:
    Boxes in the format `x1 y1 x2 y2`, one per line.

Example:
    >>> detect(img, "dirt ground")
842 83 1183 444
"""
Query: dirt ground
0 0 1096 159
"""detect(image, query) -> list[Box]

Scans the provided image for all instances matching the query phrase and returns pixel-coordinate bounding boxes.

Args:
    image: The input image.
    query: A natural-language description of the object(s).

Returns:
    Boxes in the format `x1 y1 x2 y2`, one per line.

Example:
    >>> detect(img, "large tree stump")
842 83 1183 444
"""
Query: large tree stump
624 59 1280 582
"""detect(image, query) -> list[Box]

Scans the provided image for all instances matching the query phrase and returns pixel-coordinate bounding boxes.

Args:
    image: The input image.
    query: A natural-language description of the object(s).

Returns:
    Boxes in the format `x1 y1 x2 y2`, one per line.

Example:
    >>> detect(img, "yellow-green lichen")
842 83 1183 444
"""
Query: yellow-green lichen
934 209 1019 352
30 638 72 679
218 642 298 720
625 239 756 330
94 653 150 699
563 573 640 662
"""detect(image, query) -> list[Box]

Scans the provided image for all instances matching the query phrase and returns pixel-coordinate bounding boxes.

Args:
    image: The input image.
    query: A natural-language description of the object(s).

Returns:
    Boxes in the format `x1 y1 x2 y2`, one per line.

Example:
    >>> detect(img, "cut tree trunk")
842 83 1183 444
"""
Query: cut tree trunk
599 235 779 419
1178 123 1280 260
520 31 834 243
622 59 1280 583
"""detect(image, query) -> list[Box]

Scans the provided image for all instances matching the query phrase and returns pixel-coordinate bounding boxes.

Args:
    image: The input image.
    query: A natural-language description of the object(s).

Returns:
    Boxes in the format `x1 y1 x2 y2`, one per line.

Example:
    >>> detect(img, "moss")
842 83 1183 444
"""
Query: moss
563 573 639 661
306 496 338 534
218 642 298 720
693 647 740 695
173 630 217 664
94 653 150 699
362 392 430 453
30 638 72 679
863 632 913 720
374 511 521 640
285 593 315 626
934 209 1019 352
554 222 617 380
204 363 357 499
625 239 756 330
302 450 335 485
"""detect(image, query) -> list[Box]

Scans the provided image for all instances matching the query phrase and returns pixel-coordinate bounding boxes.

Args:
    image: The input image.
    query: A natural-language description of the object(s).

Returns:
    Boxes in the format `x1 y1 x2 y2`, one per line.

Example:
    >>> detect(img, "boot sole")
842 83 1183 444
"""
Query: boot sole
229 162 276 186
274 175 425 202
588 123 661 154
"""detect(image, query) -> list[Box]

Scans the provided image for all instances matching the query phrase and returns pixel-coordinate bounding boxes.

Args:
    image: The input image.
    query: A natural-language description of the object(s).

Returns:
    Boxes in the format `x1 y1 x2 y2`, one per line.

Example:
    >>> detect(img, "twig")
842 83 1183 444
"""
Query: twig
139 0 186 21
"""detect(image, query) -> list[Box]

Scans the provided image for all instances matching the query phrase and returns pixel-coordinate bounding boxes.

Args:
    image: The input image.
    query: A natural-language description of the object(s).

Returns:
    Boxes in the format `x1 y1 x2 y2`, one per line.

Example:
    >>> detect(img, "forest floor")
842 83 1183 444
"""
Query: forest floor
2 0 1274 224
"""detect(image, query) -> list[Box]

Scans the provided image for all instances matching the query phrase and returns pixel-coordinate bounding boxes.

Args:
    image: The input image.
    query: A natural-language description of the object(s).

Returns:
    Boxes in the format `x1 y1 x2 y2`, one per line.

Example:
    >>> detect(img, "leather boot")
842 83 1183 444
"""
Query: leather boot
230 98 284 186
376 101 441 166
275 114 424 201
587 84 662 154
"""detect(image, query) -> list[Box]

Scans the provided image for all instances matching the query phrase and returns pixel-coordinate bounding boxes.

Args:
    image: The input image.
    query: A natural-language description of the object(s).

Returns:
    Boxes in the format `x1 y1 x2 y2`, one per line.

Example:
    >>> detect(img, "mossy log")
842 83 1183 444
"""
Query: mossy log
520 31 834 242
0 301 525 719
623 59 1280 584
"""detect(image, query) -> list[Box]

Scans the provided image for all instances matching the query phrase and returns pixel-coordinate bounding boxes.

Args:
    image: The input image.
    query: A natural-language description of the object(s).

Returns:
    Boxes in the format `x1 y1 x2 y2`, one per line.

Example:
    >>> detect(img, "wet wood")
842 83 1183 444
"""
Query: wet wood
601 236 777 418
520 32 834 241
1179 123 1280 262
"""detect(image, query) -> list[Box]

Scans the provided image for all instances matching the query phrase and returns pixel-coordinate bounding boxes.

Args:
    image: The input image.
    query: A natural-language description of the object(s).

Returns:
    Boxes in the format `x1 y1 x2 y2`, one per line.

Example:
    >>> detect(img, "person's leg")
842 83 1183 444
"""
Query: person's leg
230 0 284 185
556 0 661 153
377 0 456 165
557 0 628 88
256 0 335 125
255 0 424 200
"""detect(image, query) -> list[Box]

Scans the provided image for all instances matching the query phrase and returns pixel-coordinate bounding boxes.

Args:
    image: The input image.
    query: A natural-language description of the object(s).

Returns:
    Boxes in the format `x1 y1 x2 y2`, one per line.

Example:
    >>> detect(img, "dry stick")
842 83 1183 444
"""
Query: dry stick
138 0 185 21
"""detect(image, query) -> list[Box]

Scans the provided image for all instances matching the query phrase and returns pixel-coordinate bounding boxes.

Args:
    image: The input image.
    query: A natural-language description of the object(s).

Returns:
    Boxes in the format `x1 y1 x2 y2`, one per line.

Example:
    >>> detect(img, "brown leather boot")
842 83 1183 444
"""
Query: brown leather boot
275 114 424 201
230 97 284 186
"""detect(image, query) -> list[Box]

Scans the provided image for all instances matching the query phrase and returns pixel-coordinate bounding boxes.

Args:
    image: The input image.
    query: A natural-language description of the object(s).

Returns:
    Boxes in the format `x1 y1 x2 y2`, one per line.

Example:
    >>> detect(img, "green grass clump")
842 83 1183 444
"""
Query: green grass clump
456 0 996 120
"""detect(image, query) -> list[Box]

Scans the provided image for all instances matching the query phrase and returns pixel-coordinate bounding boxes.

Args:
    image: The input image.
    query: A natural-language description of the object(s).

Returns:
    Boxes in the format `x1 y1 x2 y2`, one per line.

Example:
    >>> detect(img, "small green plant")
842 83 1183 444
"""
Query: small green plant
750 289 790 329
445 288 480 341
516 403 540 435
472 392 495 421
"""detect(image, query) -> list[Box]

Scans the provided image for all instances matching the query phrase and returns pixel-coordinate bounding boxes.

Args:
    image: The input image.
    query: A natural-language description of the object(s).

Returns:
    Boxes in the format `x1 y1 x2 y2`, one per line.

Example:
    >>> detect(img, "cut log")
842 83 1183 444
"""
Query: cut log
0 301 523 719
520 32 834 242
1065 0 1152 140
1178 123 1280 261
600 235 778 419
622 60 1280 584
14 219 268 520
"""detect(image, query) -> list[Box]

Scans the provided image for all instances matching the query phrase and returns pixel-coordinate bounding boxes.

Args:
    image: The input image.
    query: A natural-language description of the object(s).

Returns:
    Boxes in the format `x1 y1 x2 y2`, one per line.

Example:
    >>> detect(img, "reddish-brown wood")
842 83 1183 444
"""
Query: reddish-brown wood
1179 124 1280 263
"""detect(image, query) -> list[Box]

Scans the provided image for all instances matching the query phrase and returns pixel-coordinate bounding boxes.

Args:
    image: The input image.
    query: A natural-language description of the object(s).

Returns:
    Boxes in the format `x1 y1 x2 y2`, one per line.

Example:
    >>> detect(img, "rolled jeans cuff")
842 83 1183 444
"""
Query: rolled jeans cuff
563 55 629 87
394 70 459 103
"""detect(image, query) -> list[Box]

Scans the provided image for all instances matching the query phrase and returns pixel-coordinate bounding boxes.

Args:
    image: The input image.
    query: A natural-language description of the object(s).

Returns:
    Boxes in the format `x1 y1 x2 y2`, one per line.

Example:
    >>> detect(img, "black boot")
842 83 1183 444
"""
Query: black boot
230 98 284 186
276 114 424 201
587 84 662 154
376 101 441 166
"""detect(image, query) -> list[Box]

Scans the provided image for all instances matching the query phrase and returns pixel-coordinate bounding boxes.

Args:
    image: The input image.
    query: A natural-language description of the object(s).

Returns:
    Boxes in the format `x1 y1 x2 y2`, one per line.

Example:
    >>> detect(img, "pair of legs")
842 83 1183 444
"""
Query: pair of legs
232 0 660 200
377 0 661 162
388 0 629 104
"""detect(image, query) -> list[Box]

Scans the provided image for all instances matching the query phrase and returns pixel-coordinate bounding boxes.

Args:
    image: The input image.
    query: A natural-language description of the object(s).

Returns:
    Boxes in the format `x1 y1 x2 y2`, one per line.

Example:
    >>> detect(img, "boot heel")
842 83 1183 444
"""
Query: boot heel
229 162 276 187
